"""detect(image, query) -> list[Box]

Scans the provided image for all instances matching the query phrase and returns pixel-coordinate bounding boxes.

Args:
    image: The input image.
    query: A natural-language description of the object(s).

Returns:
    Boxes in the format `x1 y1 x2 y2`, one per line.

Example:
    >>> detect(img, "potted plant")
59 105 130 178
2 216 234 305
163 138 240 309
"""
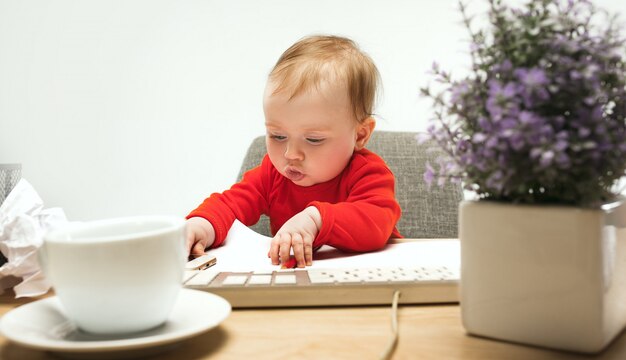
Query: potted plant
421 0 626 353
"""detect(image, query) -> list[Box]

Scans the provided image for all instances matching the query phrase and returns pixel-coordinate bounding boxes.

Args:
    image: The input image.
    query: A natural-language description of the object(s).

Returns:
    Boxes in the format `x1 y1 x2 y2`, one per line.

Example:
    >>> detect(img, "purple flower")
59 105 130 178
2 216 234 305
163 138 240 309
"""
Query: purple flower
478 117 493 132
540 150 555 167
472 133 487 142
451 81 471 103
485 170 505 192
530 148 543 159
554 140 568 152
430 62 440 73
515 68 548 88
486 80 521 121
519 111 540 125
508 133 525 151
555 152 571 169
485 136 499 149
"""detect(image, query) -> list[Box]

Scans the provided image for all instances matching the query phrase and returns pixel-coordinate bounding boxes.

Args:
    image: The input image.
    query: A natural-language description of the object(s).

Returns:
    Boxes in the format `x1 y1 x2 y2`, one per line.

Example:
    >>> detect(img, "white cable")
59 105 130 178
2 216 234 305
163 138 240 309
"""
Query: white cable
379 290 401 360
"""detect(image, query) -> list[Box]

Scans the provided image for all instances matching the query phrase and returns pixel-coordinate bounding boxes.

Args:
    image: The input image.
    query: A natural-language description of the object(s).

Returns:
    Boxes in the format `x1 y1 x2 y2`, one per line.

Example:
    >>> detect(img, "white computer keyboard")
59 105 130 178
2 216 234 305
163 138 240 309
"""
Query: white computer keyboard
183 265 459 308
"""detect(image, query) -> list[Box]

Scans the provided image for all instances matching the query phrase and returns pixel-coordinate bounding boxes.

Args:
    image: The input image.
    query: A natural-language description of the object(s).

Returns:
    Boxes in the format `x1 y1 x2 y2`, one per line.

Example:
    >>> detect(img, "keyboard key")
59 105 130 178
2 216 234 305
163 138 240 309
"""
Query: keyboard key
222 275 249 286
248 274 273 285
394 275 416 282
186 269 219 286
274 274 297 285
335 275 362 284
308 276 335 284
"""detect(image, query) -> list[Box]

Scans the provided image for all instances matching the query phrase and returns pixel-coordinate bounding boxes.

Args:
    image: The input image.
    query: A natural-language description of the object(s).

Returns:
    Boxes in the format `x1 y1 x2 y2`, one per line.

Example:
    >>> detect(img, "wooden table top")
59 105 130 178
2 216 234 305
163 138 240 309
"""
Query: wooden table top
2 290 626 359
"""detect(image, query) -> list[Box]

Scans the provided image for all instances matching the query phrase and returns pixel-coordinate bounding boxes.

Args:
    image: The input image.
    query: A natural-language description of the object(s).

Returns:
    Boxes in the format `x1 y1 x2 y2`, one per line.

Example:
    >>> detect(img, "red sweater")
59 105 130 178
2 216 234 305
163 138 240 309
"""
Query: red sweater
187 148 402 251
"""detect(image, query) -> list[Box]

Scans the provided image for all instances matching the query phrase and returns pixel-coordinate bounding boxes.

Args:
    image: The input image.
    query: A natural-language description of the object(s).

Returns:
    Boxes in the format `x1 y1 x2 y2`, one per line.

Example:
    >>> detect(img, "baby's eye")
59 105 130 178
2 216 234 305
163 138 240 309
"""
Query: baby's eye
269 135 287 141
306 138 325 144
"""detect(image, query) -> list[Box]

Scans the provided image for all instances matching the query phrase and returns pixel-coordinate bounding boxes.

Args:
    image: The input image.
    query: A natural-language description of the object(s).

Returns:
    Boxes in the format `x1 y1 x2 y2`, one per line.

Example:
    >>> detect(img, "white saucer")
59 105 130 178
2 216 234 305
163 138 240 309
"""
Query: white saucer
0 289 231 356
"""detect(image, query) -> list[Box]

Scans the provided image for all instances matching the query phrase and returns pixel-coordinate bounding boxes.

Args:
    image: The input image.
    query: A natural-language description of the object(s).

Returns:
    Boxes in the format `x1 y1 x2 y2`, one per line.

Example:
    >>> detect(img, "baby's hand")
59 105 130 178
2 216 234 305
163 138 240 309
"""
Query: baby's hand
269 206 321 268
185 217 216 257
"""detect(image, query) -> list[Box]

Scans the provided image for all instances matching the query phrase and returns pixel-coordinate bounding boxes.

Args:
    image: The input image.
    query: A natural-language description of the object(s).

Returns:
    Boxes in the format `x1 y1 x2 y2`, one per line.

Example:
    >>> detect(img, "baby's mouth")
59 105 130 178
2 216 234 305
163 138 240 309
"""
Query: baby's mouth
285 167 305 182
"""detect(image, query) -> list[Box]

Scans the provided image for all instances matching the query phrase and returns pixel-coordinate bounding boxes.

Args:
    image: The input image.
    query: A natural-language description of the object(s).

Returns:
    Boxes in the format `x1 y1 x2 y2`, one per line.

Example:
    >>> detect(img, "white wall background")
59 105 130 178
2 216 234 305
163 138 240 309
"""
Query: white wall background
0 0 623 220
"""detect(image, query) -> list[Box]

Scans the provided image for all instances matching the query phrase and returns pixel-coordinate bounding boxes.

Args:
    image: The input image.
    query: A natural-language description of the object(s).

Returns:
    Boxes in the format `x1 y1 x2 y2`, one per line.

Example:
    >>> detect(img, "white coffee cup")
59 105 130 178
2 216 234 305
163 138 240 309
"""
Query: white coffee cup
39 216 186 334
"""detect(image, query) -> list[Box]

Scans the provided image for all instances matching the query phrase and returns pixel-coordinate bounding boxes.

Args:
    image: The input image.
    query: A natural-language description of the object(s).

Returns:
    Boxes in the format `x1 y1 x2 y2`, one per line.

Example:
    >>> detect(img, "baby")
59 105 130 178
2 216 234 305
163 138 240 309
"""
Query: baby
186 35 402 268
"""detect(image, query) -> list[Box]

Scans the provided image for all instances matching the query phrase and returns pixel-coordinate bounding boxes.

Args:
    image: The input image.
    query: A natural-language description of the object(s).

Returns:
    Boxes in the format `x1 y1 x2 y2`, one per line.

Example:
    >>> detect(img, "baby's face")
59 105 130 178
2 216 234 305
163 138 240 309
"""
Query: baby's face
263 81 359 187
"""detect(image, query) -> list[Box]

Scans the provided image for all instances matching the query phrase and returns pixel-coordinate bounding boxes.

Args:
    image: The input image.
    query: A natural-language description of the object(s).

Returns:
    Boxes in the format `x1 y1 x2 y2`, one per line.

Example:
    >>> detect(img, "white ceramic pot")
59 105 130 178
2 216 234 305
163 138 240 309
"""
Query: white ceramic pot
459 198 626 353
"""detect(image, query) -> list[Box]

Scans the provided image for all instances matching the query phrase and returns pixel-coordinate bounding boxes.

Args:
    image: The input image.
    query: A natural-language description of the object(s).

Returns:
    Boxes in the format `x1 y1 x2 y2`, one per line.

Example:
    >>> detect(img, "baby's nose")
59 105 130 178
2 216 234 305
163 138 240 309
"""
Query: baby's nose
284 142 304 160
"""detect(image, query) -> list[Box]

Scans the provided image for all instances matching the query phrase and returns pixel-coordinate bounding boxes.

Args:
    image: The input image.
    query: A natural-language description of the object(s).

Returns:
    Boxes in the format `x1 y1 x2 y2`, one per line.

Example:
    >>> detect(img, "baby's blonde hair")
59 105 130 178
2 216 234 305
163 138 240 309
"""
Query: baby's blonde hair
269 35 380 123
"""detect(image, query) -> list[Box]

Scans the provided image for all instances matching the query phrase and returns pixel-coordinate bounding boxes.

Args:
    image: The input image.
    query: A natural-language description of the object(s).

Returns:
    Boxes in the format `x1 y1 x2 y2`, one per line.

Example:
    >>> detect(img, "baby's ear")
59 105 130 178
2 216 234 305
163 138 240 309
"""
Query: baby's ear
354 117 376 150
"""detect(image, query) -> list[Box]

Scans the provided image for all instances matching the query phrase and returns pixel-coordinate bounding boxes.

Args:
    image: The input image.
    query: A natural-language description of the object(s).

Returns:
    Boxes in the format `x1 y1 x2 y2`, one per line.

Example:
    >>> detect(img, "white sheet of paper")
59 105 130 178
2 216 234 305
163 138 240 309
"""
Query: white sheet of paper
205 220 459 272
0 179 67 297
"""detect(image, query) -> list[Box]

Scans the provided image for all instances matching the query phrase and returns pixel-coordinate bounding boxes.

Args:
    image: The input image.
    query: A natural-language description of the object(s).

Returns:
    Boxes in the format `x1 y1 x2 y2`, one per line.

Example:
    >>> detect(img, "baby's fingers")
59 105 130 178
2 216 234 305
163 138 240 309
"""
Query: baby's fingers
303 233 314 266
269 234 282 265
278 233 292 265
190 242 206 258
291 233 305 268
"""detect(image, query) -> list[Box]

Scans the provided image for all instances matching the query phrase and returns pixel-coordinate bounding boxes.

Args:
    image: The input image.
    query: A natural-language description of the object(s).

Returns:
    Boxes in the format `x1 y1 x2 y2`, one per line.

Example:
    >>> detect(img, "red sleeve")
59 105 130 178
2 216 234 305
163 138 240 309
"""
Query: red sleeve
309 157 402 252
186 156 271 247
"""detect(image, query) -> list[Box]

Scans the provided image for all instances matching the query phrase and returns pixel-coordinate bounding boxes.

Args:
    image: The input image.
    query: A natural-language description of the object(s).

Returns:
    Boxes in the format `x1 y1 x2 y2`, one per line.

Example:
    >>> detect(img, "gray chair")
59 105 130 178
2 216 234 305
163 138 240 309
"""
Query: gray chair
236 131 463 238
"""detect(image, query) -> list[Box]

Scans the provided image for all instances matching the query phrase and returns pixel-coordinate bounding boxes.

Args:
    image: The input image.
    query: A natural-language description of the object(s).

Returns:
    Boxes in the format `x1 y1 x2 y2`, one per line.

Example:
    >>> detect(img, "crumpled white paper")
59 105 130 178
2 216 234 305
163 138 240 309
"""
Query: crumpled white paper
0 179 67 298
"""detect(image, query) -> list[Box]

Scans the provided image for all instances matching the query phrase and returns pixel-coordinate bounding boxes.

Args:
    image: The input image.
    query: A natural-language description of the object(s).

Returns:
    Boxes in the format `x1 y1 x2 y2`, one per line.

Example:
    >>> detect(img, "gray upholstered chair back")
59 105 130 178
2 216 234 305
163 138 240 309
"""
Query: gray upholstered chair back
236 131 463 238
